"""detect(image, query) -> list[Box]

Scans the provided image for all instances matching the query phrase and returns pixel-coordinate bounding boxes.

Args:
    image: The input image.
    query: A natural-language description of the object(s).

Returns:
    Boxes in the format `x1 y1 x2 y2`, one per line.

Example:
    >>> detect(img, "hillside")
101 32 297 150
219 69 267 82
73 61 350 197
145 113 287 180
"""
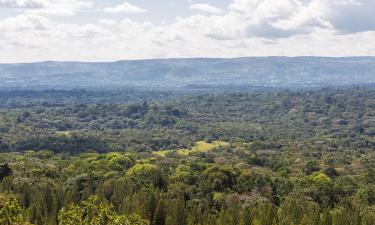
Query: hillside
1 57 374 89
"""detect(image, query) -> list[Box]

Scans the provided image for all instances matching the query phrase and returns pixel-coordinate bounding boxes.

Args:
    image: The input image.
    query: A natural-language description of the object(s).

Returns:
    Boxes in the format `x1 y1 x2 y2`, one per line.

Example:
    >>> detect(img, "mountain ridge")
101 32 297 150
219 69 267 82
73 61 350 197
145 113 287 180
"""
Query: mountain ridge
3 56 375 64
1 56 374 89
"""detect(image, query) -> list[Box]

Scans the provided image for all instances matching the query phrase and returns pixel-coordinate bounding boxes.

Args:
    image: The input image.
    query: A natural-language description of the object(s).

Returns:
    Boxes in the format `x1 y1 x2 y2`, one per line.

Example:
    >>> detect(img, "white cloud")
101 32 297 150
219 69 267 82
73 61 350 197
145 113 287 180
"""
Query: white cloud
104 2 146 14
190 4 224 14
252 0 375 35
319 0 375 33
0 0 45 8
0 0 93 15
191 0 375 39
0 14 50 31
98 19 117 26
268 0 375 34
0 14 111 43
0 0 375 62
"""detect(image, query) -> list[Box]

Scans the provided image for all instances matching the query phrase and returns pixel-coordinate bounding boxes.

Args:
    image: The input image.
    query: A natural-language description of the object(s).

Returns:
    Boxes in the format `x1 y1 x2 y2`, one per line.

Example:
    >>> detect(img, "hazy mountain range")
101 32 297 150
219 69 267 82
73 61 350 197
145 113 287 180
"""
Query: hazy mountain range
1 57 374 90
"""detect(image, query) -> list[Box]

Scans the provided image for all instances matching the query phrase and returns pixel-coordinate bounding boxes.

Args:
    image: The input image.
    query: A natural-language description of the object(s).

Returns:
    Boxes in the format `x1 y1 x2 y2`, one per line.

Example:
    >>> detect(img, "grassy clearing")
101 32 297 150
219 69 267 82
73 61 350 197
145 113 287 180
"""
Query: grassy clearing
56 131 72 136
177 149 190 156
154 141 230 157
153 150 172 157
192 141 230 152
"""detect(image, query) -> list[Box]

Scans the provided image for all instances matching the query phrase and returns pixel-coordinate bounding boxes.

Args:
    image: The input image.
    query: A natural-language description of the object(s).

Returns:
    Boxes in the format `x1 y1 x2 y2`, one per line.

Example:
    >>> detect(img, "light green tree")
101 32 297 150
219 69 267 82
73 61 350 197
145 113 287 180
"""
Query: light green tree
58 195 149 225
0 193 22 225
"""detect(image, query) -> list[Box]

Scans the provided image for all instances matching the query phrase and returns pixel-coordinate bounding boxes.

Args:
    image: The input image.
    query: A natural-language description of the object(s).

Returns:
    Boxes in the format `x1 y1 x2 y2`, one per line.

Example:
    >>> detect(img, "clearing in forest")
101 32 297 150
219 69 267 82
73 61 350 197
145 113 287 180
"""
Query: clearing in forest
154 141 230 157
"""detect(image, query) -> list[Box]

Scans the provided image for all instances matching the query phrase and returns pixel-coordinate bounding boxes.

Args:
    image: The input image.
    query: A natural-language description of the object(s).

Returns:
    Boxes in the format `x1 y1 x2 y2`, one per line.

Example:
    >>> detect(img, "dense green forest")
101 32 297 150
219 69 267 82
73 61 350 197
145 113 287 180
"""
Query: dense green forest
0 87 375 225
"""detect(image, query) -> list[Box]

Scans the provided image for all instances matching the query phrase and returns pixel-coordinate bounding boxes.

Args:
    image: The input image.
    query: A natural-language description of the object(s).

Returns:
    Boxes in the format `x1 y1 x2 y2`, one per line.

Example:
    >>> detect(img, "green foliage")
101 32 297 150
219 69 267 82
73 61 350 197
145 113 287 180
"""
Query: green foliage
0 87 375 225
0 164 12 181
323 166 339 178
0 193 22 225
303 161 321 175
58 196 148 225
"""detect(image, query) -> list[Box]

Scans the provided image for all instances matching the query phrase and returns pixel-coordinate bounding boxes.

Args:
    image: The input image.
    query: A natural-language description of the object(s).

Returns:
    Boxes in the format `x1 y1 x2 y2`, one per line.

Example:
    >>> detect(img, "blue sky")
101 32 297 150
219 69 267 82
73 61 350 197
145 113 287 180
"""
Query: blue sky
0 0 374 62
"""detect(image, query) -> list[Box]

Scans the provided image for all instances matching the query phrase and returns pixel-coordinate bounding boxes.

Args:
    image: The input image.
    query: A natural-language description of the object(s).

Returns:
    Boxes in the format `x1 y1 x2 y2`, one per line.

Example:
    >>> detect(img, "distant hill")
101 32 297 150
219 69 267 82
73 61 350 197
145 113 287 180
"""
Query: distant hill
0 57 374 89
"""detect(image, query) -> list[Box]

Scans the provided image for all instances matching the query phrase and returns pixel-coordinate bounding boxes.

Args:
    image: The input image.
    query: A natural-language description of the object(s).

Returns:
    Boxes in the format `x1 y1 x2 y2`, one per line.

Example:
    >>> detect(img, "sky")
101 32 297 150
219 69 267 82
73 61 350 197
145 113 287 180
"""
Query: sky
0 0 374 62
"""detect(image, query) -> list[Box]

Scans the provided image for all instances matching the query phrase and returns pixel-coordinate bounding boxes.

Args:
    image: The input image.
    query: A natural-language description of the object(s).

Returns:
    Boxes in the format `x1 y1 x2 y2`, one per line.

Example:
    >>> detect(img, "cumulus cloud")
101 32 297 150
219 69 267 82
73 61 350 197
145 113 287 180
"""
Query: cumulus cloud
0 14 111 41
317 0 375 33
0 0 375 62
0 0 93 15
193 0 375 39
0 0 45 8
190 4 224 14
104 2 146 14
0 14 50 31
250 0 375 36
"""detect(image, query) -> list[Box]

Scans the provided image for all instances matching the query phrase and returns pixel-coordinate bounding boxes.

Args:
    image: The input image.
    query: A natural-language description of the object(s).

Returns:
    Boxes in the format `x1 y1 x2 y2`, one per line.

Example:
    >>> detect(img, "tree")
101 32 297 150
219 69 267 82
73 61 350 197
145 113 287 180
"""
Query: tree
0 193 22 225
303 161 321 175
0 164 12 181
152 199 166 225
278 193 320 225
323 166 339 178
58 195 148 225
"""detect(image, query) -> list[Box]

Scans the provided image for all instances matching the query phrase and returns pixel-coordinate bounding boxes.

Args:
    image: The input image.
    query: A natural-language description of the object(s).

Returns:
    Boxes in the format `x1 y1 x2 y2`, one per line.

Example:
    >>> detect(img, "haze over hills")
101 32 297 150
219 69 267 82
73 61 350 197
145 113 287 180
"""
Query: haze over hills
1 57 374 89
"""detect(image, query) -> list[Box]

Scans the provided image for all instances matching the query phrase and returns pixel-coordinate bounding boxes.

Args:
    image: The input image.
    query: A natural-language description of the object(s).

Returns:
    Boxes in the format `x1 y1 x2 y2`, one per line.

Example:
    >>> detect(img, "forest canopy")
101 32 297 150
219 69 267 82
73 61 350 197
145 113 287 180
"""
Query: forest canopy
0 87 374 225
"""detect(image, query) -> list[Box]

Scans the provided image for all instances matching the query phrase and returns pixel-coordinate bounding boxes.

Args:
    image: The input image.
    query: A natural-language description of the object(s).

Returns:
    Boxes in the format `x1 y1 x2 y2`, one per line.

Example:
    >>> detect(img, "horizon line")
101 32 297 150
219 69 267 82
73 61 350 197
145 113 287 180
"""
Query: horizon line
1 55 375 65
